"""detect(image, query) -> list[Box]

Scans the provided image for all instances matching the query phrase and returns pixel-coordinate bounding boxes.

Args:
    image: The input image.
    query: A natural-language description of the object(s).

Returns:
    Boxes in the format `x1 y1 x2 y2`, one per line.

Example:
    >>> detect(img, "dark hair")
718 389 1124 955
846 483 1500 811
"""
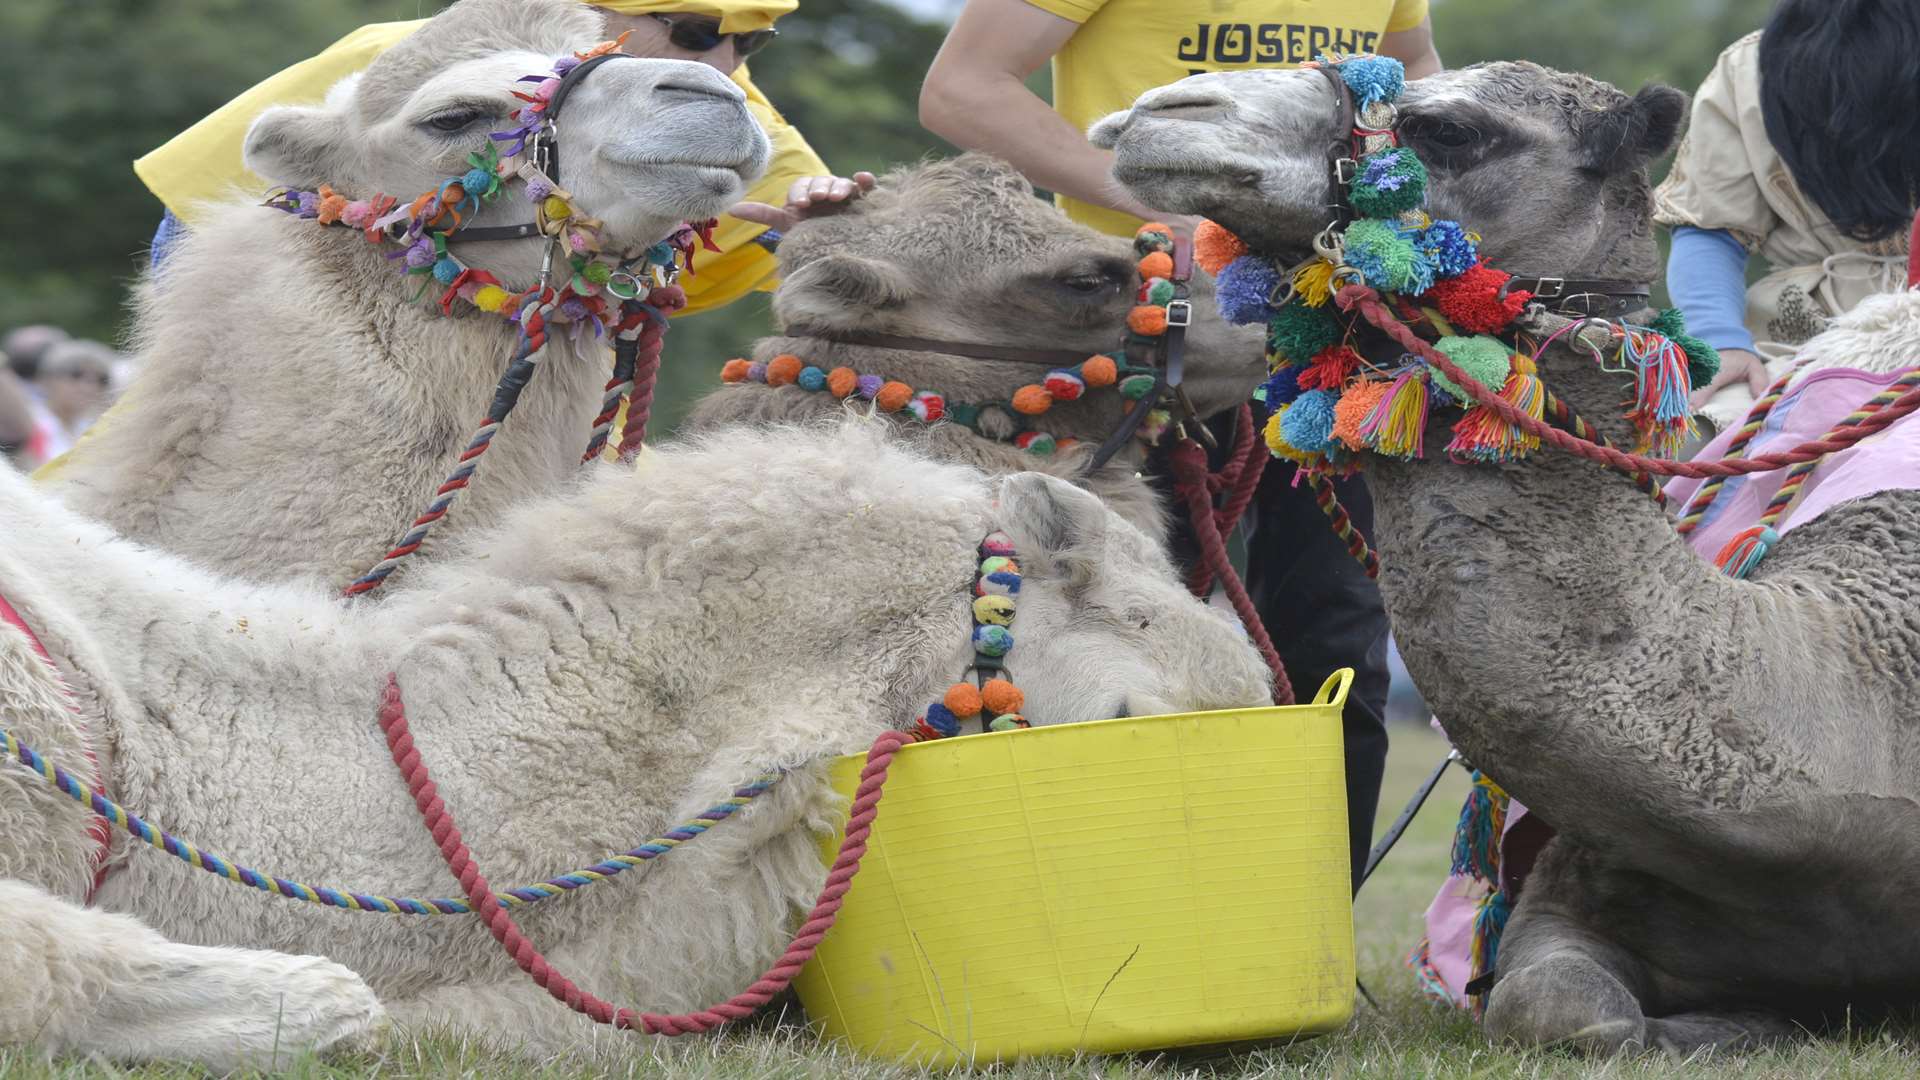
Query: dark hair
2 325 70 381
1760 0 1920 243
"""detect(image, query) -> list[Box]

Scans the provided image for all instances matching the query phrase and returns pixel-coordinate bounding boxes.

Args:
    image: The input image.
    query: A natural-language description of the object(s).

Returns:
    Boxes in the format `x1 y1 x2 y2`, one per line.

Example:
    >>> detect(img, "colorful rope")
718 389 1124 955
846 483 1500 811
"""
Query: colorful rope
1307 470 1380 579
0 725 777 914
1673 368 1797 536
914 531 1030 739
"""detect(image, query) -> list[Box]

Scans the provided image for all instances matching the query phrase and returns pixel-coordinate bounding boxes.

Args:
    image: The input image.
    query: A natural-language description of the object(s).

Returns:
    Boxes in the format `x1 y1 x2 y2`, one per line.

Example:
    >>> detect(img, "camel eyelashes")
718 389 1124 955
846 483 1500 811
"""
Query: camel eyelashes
419 107 494 134
1401 115 1480 150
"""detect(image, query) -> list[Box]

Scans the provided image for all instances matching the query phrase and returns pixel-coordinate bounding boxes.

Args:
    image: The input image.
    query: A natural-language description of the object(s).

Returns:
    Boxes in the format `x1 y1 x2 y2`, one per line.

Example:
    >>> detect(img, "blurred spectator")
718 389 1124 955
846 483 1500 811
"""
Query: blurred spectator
20 340 116 469
3 325 72 466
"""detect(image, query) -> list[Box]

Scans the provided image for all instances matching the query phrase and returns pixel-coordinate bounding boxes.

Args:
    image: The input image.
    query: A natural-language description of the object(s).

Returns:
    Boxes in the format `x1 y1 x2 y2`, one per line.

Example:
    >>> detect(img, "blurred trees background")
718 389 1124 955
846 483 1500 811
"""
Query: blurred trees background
4 0 1773 432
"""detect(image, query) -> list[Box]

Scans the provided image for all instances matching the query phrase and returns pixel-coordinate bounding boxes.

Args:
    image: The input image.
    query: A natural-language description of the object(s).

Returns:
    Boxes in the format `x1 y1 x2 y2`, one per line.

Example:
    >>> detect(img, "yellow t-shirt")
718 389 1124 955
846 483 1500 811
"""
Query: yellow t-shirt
1026 0 1428 236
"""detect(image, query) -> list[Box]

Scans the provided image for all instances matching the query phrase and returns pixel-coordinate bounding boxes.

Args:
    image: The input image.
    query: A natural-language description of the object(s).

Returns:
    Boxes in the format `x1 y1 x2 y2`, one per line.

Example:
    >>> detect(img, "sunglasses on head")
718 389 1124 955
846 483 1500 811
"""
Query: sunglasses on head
648 13 777 58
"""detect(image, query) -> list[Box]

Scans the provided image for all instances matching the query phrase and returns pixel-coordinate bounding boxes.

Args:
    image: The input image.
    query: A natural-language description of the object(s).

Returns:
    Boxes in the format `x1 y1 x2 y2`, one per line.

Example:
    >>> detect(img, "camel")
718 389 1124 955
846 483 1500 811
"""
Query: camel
1097 62 1920 1052
0 419 1271 1067
682 154 1266 542
41 0 772 589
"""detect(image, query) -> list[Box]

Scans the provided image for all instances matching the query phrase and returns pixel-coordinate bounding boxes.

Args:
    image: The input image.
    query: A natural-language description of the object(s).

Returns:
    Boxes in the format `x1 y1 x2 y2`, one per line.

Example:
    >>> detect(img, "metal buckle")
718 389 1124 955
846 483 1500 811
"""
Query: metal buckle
1532 276 1566 299
1164 299 1193 328
1333 157 1358 185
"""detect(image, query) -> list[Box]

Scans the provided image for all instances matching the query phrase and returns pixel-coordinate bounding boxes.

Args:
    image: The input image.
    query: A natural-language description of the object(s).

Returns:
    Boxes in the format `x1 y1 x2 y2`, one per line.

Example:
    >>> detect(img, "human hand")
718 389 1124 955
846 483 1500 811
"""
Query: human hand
728 172 878 232
1689 347 1770 409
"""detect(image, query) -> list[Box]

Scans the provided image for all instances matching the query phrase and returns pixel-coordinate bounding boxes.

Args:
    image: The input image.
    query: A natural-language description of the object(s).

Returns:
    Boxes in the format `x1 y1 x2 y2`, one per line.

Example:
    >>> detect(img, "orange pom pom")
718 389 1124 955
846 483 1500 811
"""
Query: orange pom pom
1137 251 1174 280
720 358 752 383
944 683 984 718
827 366 859 398
1081 355 1118 387
875 381 914 411
1128 305 1168 336
766 354 804 387
1193 220 1249 276
1138 222 1173 237
1011 385 1053 415
981 678 1024 716
1332 380 1393 450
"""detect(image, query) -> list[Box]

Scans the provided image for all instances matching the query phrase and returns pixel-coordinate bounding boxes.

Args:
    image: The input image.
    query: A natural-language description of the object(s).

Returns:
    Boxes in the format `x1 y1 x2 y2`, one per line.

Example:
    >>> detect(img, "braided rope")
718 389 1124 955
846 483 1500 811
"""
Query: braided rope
617 319 668 461
1307 471 1380 579
582 310 645 464
379 673 909 1036
1184 405 1269 597
1338 284 1920 479
1673 369 1796 535
0 725 776 914
1169 438 1294 704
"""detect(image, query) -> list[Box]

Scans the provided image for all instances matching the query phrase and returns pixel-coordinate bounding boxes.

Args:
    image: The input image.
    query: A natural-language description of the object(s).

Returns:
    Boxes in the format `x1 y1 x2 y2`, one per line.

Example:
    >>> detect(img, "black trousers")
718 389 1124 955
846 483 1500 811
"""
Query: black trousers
1157 416 1391 892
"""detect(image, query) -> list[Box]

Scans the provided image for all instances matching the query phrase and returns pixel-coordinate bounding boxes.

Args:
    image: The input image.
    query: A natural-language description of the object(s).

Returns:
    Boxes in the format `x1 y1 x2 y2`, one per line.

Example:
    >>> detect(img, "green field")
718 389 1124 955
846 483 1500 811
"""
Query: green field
10 724 1920 1078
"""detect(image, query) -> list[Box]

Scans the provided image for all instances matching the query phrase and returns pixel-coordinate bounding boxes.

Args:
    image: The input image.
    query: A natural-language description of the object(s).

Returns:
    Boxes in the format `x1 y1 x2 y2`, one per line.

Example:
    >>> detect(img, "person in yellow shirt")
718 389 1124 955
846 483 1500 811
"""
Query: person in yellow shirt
136 0 872 316
920 0 1439 237
920 1 1440 890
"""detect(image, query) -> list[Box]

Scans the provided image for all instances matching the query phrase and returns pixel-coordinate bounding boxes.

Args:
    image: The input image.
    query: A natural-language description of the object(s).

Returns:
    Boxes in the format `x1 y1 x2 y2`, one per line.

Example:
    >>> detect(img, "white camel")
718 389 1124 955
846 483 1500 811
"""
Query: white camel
42 0 770 589
0 419 1271 1067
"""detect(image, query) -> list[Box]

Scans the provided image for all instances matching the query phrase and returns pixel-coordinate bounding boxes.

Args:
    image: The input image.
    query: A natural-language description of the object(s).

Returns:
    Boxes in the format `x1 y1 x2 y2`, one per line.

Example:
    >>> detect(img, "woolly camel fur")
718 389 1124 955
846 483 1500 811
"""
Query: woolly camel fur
0 419 1272 1067
683 155 1267 542
1100 62 1920 1052
42 0 771 589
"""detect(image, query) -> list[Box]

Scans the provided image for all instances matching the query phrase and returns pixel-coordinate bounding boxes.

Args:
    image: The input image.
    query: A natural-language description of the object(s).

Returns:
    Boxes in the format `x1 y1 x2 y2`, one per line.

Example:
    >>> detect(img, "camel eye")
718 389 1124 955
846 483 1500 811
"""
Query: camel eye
422 109 488 135
1063 273 1112 293
1404 116 1478 150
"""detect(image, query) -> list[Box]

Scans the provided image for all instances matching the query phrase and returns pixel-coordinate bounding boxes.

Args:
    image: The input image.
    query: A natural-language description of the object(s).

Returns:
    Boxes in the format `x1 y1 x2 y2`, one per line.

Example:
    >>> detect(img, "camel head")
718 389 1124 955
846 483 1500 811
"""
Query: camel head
242 0 770 283
767 155 1265 418
993 471 1274 722
1094 62 1685 285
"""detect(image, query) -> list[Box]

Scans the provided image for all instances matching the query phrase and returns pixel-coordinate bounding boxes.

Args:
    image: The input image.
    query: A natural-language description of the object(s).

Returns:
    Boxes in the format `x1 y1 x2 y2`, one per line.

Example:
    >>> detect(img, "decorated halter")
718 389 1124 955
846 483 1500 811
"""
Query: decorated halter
722 227 1197 466
1196 55 1721 471
911 531 1031 740
266 34 727 598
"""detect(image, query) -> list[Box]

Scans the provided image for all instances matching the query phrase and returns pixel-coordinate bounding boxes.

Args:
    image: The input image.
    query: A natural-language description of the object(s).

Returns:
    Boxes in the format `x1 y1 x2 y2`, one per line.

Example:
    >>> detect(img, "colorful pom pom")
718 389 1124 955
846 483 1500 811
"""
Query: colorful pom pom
1651 308 1722 385
1335 54 1405 107
1119 373 1157 400
765 354 804 387
856 374 885 399
1362 370 1431 459
1343 219 1432 294
827 367 859 398
462 167 494 194
471 285 512 313
974 594 1017 626
798 365 828 392
1012 385 1054 415
1194 220 1249 276
1259 364 1303 407
924 703 962 737
1216 255 1284 325
1127 305 1168 336
1423 262 1531 334
541 195 572 221
1333 379 1393 449
980 555 1018 577
1133 223 1175 255
1081 355 1118 387
980 531 1016 556
1268 302 1344 362
981 679 1024 715
1350 148 1428 218
977 570 1021 597
945 683 984 717
909 390 946 422
1044 369 1087 402
875 381 914 412
747 361 769 383
1296 345 1363 391
1138 251 1174 280
988 714 1028 732
1429 335 1514 402
973 624 1014 657
721 358 752 383
1291 260 1336 308
1262 405 1317 464
1145 278 1177 306
1013 431 1057 456
1281 388 1339 454
1417 220 1478 278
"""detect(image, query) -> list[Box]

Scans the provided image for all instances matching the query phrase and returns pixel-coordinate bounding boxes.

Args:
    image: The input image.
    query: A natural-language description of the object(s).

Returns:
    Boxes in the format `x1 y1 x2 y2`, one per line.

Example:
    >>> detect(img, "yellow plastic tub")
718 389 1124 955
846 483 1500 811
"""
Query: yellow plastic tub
794 669 1355 1066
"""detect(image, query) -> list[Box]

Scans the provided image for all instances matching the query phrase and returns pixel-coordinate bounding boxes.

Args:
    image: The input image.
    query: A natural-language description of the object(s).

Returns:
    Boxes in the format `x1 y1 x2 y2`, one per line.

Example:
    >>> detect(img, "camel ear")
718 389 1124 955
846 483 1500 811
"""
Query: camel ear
995 472 1110 565
1580 84 1688 176
786 254 911 309
244 105 351 190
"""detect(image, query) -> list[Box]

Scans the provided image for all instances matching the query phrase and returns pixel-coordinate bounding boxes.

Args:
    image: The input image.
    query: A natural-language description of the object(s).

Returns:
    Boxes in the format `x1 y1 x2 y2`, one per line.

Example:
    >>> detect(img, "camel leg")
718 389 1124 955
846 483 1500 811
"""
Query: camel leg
0 879 386 1068
1481 902 1652 1053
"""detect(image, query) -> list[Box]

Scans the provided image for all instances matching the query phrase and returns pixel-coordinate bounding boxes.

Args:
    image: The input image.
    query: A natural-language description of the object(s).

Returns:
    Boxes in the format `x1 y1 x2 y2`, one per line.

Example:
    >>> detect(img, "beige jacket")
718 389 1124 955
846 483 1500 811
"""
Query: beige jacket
1653 31 1909 429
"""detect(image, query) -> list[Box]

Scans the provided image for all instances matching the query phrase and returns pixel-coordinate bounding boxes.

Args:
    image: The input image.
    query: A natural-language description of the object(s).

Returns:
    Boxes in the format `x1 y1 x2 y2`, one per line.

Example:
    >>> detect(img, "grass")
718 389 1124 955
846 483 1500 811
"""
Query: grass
12 725 1920 1078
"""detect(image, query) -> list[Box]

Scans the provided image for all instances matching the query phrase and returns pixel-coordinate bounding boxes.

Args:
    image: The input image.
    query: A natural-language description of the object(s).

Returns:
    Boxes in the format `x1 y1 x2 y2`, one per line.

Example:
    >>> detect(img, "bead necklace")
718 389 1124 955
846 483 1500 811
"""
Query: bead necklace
912 530 1030 740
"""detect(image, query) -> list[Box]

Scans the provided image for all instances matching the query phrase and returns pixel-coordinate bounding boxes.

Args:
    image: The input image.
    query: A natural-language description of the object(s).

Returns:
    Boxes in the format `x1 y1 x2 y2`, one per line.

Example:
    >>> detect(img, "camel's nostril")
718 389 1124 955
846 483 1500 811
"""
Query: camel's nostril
1138 102 1230 123
654 79 740 106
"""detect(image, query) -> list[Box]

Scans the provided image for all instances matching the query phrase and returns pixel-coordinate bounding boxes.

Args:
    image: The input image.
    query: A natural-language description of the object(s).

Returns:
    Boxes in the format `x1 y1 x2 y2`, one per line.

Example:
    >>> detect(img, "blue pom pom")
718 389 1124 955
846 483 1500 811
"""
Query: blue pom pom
646 242 675 266
973 624 1014 657
1281 388 1338 453
1332 55 1405 108
978 570 1022 597
461 167 494 194
1261 365 1303 407
797 366 827 391
924 703 961 736
432 257 461 284
1419 220 1478 279
1215 255 1284 325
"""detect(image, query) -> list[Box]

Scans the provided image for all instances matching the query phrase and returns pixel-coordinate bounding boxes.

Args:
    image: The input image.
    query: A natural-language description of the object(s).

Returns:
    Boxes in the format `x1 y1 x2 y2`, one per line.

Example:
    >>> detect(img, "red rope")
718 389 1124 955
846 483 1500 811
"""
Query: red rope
377 674 904 1035
617 322 666 462
1184 405 1269 597
1337 284 1920 479
1169 439 1294 705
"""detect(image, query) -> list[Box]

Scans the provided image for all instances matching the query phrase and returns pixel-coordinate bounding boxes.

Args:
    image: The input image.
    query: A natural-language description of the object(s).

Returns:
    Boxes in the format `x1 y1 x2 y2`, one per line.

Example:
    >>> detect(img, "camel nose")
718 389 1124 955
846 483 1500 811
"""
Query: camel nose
651 61 746 106
1133 84 1233 122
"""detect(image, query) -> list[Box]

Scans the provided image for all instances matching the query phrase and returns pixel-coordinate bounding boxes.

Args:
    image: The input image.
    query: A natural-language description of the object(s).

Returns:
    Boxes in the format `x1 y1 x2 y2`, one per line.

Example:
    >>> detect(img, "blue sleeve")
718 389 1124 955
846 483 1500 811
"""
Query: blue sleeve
1665 225 1754 354
150 210 183 272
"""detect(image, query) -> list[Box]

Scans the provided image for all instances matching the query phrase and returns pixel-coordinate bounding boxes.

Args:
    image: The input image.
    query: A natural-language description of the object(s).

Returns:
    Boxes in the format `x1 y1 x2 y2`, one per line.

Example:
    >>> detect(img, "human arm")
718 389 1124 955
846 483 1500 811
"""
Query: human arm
918 0 1201 234
729 172 878 232
1379 14 1442 80
1668 226 1768 406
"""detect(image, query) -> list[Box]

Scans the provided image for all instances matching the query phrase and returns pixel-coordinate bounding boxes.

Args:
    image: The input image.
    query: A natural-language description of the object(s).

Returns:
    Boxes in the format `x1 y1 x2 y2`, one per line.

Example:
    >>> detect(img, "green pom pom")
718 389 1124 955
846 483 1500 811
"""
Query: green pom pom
1133 230 1173 256
1650 308 1720 385
1429 335 1513 401
1343 218 1431 294
1348 148 1428 218
582 261 613 285
1146 279 1177 306
1119 373 1157 400
1267 303 1343 362
947 402 981 428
